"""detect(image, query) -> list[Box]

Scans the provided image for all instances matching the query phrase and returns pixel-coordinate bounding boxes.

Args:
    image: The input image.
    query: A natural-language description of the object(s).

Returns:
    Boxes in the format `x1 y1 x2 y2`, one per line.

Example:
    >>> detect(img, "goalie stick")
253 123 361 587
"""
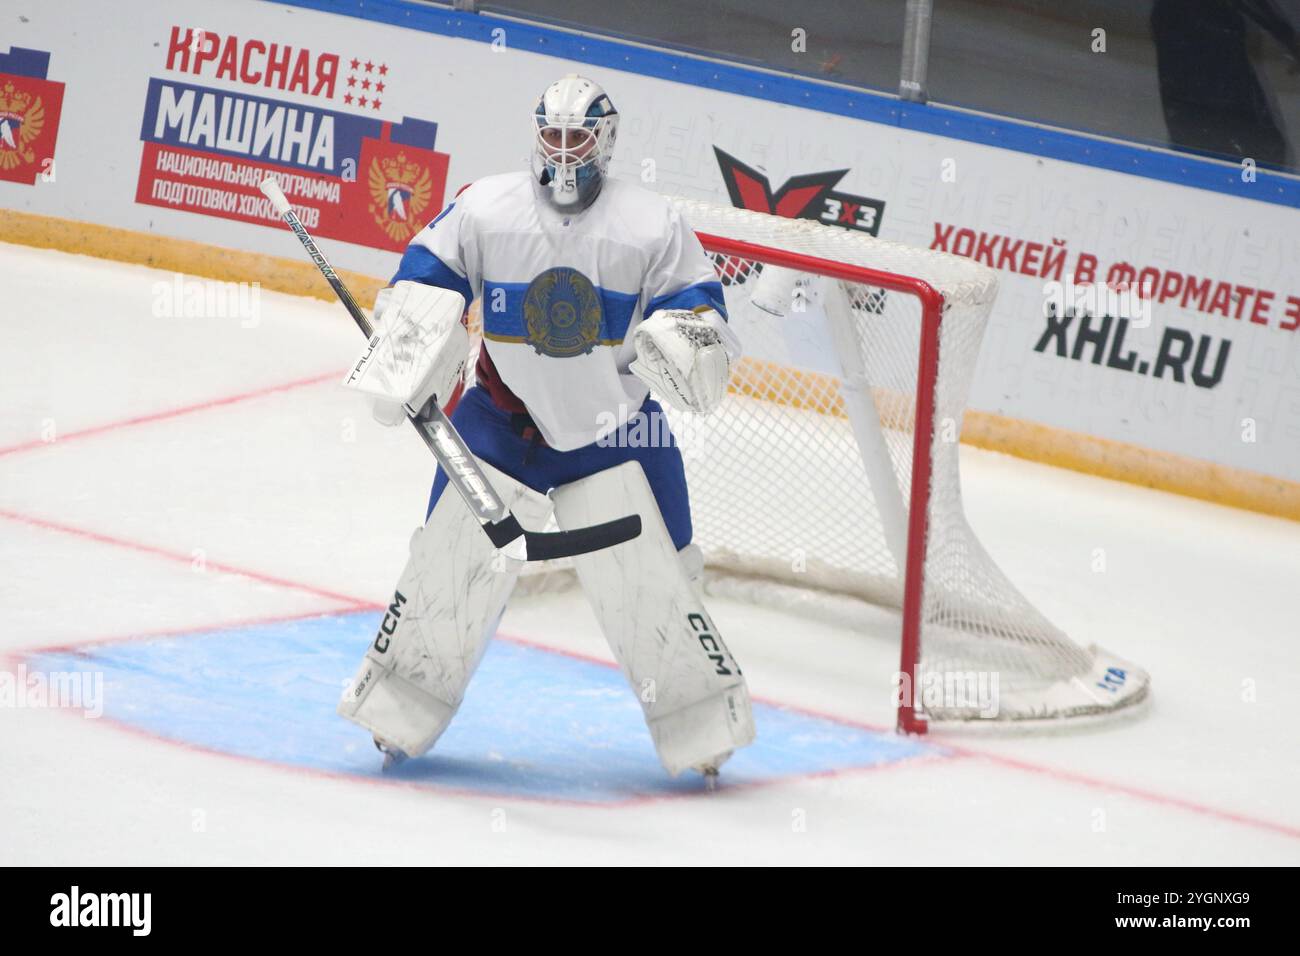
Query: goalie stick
258 177 641 561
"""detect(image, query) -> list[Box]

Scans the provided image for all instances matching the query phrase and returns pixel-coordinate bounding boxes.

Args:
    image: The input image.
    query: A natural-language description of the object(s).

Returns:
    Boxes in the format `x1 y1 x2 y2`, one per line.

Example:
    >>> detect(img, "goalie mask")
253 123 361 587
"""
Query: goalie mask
531 74 618 211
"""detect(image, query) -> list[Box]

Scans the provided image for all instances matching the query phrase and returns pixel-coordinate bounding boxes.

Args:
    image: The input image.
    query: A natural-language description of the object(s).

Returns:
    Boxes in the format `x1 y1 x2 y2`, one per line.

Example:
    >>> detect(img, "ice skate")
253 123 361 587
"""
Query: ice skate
373 736 409 772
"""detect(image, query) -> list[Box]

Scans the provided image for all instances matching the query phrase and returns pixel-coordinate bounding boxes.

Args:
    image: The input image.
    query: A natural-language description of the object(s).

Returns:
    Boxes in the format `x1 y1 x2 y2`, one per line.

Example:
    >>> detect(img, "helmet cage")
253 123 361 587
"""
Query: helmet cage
531 92 617 210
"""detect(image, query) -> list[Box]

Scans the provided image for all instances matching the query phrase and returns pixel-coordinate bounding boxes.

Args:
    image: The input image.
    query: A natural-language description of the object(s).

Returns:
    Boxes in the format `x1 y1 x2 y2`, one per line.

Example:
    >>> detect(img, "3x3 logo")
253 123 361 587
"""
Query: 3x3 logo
713 146 885 236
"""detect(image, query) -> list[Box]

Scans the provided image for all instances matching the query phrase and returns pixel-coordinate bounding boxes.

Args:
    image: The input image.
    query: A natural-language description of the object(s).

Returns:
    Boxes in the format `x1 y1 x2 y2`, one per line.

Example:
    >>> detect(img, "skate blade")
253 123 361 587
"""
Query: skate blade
373 737 409 772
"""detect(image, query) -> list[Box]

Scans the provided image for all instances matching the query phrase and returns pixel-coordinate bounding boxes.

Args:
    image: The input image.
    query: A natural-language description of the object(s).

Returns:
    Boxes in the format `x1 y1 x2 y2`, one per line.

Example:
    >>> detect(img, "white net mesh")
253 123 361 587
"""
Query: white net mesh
468 197 1150 728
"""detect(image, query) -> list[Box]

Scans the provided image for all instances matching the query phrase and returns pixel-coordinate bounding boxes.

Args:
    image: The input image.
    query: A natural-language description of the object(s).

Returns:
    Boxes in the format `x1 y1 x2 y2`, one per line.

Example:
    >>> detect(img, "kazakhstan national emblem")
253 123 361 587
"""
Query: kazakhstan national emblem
522 268 604 357
368 151 433 244
0 81 44 173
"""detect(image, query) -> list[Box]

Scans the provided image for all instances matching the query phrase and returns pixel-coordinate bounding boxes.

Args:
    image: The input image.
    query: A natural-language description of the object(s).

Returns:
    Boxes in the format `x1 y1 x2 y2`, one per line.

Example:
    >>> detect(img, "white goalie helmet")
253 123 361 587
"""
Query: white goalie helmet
531 73 618 211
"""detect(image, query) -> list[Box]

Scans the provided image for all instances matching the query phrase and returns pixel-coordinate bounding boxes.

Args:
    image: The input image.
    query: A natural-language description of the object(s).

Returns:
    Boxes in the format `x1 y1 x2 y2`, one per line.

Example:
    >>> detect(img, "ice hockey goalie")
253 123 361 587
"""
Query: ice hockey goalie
337 73 756 782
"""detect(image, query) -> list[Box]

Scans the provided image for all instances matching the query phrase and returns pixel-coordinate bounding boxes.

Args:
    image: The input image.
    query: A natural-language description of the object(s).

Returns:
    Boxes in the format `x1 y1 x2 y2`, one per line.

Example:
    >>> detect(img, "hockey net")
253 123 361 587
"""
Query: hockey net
471 197 1150 733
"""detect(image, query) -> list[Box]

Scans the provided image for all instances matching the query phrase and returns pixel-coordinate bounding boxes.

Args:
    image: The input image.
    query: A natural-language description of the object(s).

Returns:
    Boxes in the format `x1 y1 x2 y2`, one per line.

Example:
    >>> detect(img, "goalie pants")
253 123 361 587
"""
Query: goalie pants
425 385 693 550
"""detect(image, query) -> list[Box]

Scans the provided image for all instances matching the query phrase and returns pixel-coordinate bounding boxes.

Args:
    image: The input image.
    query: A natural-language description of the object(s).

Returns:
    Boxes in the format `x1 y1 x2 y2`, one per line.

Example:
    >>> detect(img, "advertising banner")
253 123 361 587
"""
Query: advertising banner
3 0 1296 482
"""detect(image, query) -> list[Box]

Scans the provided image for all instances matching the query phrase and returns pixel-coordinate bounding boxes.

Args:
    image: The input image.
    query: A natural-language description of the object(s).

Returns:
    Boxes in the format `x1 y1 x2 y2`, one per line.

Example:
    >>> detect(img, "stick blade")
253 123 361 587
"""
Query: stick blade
483 513 642 561
526 514 642 561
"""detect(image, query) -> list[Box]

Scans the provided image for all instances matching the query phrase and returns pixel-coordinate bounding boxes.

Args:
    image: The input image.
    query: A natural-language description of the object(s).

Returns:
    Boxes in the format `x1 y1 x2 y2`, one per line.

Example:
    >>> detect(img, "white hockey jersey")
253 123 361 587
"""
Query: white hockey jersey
391 171 734 451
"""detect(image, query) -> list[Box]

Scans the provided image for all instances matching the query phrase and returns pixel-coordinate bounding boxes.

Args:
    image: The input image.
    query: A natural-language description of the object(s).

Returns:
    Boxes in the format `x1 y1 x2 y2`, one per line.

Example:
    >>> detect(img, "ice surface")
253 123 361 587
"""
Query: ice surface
1 242 1296 864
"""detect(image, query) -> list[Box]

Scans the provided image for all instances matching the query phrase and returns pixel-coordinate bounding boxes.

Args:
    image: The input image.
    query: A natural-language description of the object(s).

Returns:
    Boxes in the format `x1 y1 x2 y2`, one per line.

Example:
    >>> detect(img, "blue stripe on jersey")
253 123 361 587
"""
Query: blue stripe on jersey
390 245 474 306
645 280 729 321
426 201 457 229
481 280 641 345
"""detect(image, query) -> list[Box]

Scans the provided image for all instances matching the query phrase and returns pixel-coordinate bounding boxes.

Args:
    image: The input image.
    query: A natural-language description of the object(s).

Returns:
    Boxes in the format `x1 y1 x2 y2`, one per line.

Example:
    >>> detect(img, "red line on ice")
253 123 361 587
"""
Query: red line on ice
19 605 372 657
0 369 339 459
0 507 373 609
950 747 1300 841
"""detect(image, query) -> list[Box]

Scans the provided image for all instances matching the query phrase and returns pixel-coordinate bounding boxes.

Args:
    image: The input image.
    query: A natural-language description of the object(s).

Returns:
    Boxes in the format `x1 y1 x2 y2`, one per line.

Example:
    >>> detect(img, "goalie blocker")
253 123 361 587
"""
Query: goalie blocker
344 280 470 425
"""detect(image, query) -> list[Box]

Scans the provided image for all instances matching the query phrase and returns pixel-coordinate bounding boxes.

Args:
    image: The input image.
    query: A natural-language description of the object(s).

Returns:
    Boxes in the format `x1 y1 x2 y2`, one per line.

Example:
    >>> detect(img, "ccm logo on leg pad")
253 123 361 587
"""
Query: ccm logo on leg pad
373 591 407 653
688 612 737 676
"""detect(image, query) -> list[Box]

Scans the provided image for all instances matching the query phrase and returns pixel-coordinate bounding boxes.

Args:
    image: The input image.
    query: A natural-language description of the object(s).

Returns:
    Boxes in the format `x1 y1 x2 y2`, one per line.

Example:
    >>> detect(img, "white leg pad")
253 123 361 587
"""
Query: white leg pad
551 461 755 776
338 459 552 758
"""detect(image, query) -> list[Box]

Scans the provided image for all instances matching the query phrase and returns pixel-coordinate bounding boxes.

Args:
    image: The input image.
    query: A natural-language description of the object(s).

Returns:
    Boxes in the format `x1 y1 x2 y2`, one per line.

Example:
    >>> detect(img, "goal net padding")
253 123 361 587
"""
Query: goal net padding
463 197 1150 733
